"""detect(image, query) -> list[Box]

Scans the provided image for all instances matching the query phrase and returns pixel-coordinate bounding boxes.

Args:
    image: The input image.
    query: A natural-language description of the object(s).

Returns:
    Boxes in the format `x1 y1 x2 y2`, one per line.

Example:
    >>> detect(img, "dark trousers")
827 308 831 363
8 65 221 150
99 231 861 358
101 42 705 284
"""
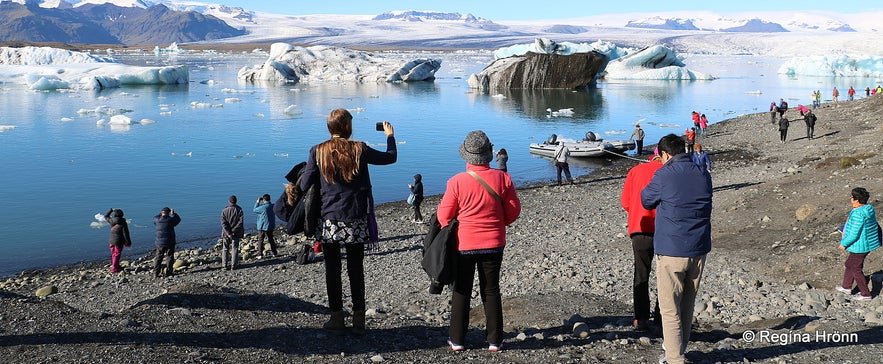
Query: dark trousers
841 252 871 297
555 162 572 184
323 242 366 312
632 234 661 323
806 126 814 139
636 139 644 155
256 230 278 255
449 251 504 345
412 200 423 222
221 236 240 269
779 129 788 142
154 245 175 276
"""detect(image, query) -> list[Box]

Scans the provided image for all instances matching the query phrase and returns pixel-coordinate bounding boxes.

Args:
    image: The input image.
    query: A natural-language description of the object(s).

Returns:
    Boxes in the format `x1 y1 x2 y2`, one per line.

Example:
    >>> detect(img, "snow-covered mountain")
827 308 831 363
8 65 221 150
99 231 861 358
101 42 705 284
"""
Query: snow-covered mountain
3 1 883 56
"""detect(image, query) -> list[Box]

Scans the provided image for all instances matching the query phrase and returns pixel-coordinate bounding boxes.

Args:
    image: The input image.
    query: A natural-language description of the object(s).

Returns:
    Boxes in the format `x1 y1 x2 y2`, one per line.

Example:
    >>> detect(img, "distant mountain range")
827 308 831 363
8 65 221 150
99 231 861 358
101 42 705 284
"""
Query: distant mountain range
0 0 878 48
0 1 243 44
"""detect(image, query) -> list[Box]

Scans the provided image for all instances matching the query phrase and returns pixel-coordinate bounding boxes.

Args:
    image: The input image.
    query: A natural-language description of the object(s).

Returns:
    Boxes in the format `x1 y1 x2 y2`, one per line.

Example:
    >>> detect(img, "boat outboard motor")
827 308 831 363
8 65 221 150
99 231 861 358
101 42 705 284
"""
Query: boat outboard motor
546 134 558 145
584 131 597 141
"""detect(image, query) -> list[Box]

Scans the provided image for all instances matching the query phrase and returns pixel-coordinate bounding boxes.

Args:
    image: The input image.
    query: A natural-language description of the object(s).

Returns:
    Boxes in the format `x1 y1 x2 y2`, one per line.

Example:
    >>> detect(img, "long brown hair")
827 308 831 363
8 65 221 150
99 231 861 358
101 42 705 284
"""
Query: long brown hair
316 108 363 184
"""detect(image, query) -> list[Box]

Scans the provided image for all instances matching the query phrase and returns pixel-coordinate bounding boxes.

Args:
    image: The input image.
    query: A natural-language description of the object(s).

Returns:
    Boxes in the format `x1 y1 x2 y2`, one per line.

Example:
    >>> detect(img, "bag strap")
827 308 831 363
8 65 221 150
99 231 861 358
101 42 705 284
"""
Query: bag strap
467 170 503 206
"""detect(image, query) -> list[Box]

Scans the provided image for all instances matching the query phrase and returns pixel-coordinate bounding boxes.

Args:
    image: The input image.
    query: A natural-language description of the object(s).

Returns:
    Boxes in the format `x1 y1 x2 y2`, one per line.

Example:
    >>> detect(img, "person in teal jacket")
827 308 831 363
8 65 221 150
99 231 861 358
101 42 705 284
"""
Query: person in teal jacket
835 187 881 301
254 194 278 258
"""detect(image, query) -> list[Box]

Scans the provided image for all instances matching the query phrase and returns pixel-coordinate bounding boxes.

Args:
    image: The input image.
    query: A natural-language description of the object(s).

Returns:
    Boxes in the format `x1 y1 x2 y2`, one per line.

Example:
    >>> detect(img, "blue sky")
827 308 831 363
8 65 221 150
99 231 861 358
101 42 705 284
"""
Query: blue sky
209 0 878 20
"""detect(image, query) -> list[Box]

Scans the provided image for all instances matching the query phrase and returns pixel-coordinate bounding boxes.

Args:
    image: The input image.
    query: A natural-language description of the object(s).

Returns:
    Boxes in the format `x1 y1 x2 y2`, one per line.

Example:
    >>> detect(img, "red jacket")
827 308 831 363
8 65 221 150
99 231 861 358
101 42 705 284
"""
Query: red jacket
437 164 521 251
621 160 663 236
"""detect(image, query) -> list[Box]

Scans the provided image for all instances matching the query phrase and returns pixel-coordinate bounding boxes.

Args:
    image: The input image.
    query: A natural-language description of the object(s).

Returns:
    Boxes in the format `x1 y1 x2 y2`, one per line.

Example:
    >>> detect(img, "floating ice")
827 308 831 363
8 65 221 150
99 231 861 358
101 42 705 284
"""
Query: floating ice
60 117 74 122
139 119 156 124
603 45 715 80
224 98 242 103
493 38 630 60
190 101 212 108
283 105 303 116
778 55 883 77
221 88 255 93
546 108 574 117
0 125 16 132
90 213 108 229
109 115 133 125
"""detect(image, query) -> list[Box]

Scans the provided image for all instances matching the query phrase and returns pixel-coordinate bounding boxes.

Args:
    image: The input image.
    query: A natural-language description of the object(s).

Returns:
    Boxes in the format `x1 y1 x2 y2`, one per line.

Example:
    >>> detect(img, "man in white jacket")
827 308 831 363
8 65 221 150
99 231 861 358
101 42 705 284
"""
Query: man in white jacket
553 143 573 185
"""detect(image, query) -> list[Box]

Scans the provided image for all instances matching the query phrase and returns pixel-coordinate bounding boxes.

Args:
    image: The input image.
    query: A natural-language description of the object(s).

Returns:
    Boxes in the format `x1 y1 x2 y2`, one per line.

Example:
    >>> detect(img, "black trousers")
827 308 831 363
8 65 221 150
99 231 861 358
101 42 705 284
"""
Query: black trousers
636 139 644 155
555 162 572 184
154 245 175 276
449 251 504 345
632 234 661 323
412 200 423 222
780 129 788 142
322 242 366 312
256 230 278 255
806 126 814 139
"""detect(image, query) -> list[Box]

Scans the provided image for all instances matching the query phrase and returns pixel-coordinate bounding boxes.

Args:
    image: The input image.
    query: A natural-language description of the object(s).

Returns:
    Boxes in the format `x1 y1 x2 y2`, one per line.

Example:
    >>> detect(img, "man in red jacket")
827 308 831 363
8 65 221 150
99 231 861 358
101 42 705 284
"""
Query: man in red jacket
620 154 663 332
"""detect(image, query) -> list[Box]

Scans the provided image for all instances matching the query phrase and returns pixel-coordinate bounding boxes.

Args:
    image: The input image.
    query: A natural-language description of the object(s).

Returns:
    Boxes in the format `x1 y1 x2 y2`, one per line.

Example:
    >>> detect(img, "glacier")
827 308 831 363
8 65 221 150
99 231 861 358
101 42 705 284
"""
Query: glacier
778 55 883 77
0 46 189 90
237 43 441 84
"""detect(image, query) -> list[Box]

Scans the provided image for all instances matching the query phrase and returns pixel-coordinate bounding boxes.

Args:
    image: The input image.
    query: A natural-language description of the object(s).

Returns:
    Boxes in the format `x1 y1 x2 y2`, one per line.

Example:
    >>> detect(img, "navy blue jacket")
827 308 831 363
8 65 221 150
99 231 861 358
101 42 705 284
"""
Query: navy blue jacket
641 153 712 257
154 213 181 247
300 136 397 222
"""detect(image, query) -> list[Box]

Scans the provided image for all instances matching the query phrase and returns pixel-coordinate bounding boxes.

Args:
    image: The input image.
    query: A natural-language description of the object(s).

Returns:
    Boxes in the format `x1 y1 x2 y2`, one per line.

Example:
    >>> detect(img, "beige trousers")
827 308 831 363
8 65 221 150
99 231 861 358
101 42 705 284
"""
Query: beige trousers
656 254 706 364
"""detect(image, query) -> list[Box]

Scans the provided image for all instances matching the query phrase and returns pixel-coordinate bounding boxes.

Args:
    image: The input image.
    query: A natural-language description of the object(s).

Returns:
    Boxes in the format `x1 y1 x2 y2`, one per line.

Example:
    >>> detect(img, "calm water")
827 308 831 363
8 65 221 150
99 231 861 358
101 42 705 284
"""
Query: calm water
0 51 869 276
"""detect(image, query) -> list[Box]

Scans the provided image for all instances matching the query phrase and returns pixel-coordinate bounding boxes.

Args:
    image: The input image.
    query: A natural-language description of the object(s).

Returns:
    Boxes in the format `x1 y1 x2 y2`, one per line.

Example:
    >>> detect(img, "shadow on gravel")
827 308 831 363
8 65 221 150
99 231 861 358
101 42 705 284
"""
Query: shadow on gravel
713 181 762 192
0 325 448 355
129 283 325 314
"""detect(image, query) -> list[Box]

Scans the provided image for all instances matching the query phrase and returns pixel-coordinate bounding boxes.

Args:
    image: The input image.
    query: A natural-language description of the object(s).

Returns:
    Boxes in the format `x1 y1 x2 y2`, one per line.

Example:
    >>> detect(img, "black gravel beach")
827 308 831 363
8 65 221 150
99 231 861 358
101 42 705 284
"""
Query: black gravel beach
2 95 882 363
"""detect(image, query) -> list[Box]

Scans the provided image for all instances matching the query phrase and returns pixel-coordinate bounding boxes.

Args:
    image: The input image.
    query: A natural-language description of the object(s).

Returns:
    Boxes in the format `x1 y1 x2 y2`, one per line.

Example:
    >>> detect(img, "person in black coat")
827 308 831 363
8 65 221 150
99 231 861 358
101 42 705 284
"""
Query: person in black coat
104 208 131 274
153 207 181 278
409 174 425 223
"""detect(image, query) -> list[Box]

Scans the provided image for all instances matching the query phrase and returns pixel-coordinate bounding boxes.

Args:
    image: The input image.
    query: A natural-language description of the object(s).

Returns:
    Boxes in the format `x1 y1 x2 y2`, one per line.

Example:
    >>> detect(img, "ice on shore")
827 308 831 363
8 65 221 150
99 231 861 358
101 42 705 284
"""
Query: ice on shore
0 46 190 90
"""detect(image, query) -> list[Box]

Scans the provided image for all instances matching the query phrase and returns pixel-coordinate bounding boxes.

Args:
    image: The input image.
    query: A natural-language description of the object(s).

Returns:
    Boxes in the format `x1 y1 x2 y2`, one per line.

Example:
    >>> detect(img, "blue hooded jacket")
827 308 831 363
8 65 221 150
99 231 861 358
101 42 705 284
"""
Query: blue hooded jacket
641 153 713 257
840 204 881 254
254 200 276 231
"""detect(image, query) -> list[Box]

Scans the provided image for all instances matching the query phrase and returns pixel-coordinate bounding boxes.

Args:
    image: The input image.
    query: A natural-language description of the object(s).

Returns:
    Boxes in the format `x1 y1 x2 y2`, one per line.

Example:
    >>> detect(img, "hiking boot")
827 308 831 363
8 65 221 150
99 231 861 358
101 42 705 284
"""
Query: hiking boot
352 310 366 335
323 311 346 331
633 319 650 332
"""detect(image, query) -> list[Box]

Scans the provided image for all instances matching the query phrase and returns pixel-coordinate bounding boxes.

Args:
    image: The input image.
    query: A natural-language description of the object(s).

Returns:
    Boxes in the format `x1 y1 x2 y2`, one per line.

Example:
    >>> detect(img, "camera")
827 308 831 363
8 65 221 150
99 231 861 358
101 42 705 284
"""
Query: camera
428 280 445 295
375 122 384 131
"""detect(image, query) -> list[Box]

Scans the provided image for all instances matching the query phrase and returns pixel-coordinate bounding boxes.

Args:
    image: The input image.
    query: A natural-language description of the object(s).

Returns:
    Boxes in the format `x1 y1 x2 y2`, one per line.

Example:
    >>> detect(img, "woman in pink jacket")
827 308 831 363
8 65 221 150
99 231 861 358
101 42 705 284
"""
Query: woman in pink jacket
437 130 521 352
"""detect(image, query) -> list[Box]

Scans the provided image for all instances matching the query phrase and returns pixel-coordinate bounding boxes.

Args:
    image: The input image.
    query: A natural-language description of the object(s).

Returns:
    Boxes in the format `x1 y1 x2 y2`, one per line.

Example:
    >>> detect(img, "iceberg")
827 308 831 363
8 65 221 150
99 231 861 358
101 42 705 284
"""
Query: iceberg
602 45 715 80
778 55 883 77
238 43 441 84
0 46 190 90
493 38 630 60
0 125 16 132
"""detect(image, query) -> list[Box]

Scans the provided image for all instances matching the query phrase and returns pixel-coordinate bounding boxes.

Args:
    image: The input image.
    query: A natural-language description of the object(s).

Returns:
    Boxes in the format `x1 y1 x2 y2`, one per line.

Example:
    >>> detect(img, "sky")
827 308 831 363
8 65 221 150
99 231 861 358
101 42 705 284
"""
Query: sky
206 0 880 20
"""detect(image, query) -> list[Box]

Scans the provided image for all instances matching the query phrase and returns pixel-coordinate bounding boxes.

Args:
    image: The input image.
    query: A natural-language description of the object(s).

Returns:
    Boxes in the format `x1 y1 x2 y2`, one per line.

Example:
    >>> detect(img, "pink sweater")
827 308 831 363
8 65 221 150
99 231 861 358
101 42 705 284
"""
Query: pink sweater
436 164 521 251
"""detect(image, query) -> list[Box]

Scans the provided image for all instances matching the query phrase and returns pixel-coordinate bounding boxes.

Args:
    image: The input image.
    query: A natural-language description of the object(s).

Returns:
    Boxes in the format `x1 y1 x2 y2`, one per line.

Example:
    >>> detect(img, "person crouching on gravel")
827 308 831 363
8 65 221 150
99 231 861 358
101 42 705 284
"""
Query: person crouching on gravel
835 187 880 301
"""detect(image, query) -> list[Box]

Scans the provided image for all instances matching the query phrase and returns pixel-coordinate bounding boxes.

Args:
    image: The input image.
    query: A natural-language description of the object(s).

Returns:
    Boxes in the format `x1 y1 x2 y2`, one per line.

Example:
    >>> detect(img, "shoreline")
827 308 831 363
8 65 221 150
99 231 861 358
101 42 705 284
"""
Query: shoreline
2 95 882 362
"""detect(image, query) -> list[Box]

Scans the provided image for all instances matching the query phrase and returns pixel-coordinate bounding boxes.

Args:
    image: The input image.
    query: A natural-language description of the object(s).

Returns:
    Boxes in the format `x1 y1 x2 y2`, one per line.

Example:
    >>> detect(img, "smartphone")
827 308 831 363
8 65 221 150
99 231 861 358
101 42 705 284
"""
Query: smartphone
375 122 384 131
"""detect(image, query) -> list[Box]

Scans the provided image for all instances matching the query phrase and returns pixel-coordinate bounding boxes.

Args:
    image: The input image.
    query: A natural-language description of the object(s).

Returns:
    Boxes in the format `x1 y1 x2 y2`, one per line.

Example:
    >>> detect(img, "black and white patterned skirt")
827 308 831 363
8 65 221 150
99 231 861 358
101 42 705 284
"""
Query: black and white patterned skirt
320 218 370 245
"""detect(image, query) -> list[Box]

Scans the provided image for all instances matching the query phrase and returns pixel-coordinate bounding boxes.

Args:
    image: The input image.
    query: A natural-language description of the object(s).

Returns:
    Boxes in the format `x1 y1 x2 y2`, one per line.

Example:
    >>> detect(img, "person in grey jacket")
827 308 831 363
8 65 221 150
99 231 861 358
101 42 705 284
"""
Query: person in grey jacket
104 208 131 274
641 134 713 364
221 195 244 270
154 207 181 278
253 194 278 258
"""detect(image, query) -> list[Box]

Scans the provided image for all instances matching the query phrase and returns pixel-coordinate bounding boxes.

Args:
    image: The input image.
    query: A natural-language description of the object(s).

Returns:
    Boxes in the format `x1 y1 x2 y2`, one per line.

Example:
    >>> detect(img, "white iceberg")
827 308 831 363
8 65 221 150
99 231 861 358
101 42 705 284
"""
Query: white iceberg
493 38 631 60
0 125 17 132
602 45 715 80
778 55 883 77
0 46 190 90
237 43 442 83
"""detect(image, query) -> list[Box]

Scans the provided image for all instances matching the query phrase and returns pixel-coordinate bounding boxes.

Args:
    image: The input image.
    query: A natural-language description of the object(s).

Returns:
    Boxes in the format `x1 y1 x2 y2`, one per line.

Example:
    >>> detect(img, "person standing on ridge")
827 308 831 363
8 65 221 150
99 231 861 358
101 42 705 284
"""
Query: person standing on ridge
495 148 508 172
299 108 397 334
154 207 181 278
778 116 790 143
835 187 880 301
803 109 817 140
620 154 663 333
698 114 708 138
630 124 645 155
553 142 573 185
832 87 839 106
220 196 244 270
254 194 278 258
641 134 713 364
847 86 855 101
408 174 424 223
438 130 522 353
104 208 132 274
769 102 779 123
777 98 788 119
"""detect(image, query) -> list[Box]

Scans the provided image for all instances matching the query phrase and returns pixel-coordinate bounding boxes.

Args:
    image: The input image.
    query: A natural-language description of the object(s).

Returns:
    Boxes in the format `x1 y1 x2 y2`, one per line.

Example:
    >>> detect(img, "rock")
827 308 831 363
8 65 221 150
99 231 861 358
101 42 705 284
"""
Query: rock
798 282 812 290
795 204 816 221
516 332 528 341
167 307 192 316
35 285 58 297
370 354 384 362
467 51 606 91
173 259 187 270
572 322 589 338
638 336 652 346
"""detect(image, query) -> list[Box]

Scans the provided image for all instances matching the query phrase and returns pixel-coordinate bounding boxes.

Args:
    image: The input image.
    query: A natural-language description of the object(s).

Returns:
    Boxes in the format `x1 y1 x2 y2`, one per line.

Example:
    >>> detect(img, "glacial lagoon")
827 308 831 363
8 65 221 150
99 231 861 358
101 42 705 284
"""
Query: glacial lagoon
0 51 868 276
